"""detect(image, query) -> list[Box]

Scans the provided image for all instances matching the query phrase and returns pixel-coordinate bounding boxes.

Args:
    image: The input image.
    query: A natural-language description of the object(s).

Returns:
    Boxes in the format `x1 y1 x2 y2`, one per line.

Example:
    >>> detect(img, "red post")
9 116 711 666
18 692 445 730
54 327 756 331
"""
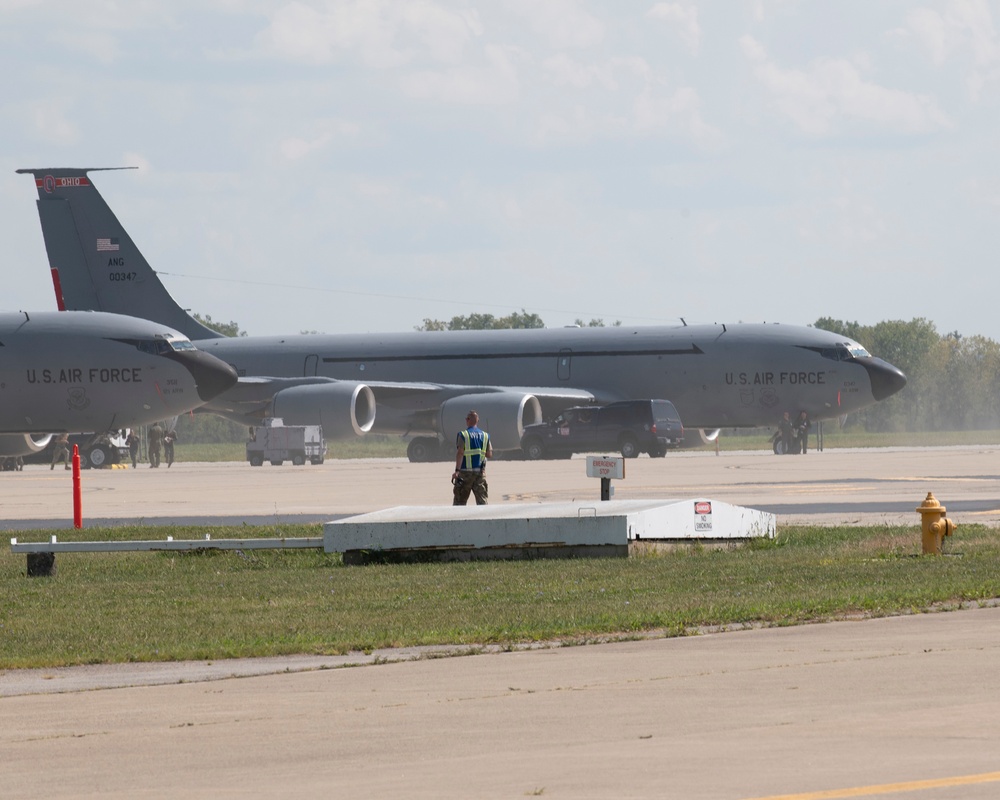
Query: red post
72 444 82 528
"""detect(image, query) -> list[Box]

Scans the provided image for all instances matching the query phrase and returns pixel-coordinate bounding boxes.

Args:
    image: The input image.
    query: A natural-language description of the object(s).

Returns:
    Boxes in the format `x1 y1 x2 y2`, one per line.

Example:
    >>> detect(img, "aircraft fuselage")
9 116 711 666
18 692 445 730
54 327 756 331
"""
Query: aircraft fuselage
17 167 907 448
193 322 902 429
0 311 238 434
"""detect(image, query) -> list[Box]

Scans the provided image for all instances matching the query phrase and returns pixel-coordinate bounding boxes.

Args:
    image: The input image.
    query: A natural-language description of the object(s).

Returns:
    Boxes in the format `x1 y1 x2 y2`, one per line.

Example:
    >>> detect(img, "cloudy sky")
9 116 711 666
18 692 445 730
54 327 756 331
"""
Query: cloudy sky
3 1 998 343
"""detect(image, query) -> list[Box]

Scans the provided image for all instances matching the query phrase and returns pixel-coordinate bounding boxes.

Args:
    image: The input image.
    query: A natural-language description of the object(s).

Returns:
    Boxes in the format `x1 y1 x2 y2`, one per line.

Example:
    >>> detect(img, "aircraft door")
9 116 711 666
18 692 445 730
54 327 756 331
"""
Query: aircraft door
557 349 572 381
304 354 319 376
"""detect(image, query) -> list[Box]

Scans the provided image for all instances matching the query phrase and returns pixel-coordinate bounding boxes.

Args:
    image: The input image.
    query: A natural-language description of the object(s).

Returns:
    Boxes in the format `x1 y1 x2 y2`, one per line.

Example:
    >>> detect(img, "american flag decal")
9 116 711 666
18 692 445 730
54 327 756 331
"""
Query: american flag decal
97 237 120 251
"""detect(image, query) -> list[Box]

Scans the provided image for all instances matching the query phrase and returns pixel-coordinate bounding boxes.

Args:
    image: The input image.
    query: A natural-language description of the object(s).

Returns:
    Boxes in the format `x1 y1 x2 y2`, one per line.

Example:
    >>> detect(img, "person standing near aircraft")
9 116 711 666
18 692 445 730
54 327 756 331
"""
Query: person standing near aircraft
50 433 71 470
794 411 810 454
778 411 794 456
125 429 141 468
453 411 493 506
163 429 177 467
148 422 164 468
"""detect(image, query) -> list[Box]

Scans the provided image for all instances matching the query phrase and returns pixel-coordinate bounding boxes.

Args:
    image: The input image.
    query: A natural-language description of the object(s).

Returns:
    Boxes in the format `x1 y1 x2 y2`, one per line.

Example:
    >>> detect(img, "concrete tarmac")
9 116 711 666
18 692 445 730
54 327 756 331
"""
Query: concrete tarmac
3 446 1000 798
3 444 1000 529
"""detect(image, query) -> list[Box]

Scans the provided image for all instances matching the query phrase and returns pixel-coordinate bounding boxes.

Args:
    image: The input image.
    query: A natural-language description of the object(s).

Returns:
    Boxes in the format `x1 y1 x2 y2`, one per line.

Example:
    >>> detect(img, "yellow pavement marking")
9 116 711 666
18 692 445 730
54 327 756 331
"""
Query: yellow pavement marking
743 770 1000 799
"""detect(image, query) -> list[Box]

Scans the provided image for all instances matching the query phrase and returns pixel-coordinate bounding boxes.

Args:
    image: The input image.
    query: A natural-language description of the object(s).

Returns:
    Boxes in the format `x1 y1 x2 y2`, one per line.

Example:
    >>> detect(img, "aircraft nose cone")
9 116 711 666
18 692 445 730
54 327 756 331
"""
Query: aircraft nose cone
181 350 239 402
864 357 907 401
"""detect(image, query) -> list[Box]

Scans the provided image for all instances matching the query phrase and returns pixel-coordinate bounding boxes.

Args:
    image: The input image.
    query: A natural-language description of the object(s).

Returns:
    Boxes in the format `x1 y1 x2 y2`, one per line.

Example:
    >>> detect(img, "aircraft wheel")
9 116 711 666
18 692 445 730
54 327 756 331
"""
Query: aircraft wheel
292 454 305 466
407 437 439 463
87 445 109 468
249 455 264 467
619 435 639 458
522 437 545 460
772 438 785 455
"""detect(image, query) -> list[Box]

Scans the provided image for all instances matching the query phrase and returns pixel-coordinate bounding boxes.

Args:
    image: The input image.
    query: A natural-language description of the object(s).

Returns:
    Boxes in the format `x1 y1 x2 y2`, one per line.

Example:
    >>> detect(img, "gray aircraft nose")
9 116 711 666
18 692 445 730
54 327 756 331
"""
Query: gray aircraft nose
173 350 239 402
863 357 907 401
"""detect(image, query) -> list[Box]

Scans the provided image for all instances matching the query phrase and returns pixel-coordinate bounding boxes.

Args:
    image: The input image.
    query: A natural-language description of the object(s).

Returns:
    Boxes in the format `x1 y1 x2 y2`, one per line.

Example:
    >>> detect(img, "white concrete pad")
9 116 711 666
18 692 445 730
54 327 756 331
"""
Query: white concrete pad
625 497 776 541
323 498 774 553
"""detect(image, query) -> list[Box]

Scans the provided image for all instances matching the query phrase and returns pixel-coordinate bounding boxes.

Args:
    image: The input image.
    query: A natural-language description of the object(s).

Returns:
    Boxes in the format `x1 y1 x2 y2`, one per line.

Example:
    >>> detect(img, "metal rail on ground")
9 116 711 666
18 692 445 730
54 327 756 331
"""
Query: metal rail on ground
9 535 324 577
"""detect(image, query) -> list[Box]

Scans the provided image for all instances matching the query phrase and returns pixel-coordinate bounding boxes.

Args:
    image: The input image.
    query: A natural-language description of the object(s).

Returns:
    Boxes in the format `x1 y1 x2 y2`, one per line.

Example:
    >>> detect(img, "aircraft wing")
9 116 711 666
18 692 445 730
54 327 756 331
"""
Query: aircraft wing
365 381 597 406
208 376 593 404
200 375 598 450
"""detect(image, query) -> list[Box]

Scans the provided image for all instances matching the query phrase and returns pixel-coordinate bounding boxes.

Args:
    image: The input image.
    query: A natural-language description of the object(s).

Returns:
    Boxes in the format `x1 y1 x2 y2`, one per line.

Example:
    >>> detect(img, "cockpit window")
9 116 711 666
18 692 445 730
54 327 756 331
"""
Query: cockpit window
136 340 169 355
134 335 196 355
816 343 870 362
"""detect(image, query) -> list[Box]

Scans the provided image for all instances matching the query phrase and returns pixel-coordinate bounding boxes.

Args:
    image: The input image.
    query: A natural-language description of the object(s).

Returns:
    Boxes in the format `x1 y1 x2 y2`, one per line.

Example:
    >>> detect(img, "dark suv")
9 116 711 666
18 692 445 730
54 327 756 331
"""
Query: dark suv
520 399 684 460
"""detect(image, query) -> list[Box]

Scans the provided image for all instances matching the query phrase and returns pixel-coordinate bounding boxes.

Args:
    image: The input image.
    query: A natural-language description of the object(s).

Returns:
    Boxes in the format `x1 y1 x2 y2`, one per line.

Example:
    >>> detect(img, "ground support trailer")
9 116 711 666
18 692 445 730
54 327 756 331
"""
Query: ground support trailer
247 419 325 466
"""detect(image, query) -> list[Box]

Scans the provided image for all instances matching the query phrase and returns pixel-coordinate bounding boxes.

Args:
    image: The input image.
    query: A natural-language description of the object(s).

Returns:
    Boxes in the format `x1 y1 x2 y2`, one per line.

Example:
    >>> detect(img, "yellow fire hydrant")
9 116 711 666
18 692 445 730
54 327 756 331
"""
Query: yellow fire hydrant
915 492 956 555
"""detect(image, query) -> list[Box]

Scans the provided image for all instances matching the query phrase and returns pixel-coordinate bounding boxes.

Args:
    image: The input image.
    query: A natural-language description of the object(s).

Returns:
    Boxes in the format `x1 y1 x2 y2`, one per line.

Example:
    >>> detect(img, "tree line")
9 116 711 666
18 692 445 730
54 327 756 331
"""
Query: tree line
415 311 622 330
816 317 1000 432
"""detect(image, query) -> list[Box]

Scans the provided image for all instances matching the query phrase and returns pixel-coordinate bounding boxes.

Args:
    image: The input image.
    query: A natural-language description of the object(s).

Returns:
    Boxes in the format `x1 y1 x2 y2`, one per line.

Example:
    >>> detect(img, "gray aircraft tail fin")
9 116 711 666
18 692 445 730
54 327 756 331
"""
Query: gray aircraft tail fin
16 167 223 340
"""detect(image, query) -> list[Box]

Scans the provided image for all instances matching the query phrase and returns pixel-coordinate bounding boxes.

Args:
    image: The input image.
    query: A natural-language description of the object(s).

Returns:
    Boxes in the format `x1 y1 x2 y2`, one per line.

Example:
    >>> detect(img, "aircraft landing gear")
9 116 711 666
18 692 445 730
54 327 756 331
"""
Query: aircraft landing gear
407 437 445 463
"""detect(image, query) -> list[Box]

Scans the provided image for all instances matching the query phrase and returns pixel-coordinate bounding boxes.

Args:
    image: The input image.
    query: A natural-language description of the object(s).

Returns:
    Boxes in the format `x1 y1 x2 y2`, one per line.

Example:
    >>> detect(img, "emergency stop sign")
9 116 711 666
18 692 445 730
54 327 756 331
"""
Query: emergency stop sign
586 456 624 480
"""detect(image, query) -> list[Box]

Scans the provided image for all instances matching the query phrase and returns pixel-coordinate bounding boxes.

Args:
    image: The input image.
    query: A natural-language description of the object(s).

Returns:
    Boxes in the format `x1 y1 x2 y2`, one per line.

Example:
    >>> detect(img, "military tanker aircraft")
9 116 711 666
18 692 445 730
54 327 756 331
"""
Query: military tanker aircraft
18 167 906 460
0 309 237 458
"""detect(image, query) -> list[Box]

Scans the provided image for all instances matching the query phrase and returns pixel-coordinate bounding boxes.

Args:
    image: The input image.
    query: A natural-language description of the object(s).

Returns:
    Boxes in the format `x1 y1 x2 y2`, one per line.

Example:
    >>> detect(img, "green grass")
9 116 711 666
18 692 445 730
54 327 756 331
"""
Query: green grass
3 523 998 669
177 429 1000 462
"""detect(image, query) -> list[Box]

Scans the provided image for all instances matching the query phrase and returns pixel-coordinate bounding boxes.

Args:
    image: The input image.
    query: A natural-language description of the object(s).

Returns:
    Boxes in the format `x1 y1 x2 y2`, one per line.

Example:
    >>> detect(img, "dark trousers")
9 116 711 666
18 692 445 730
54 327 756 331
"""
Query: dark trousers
453 471 488 505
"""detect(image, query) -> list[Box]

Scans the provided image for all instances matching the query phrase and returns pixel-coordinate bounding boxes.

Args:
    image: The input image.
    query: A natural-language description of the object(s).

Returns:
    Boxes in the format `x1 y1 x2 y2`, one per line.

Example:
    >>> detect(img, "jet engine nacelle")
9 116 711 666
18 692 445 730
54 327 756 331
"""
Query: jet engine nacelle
0 433 54 457
270 382 376 438
679 428 721 449
440 393 543 452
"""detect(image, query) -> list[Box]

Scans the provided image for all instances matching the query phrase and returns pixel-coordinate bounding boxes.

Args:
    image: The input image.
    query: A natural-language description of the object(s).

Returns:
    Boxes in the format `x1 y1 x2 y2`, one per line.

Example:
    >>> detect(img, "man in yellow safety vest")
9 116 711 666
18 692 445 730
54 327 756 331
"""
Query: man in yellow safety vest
452 410 493 505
